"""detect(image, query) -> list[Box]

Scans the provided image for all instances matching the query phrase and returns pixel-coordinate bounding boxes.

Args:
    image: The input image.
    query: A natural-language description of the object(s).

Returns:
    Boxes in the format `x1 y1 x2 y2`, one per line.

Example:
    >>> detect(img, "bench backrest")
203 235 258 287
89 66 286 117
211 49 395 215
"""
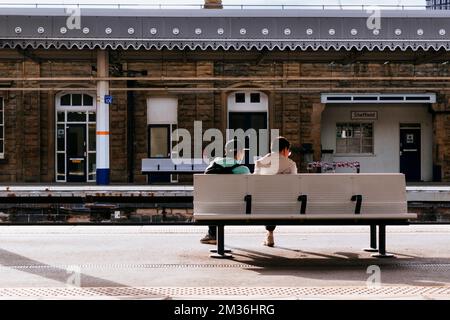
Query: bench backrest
193 173 407 217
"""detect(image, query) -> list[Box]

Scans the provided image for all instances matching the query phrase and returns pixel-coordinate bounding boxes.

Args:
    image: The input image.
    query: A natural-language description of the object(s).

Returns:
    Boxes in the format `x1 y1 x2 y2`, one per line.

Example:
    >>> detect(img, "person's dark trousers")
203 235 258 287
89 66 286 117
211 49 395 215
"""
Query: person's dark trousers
266 225 276 232
208 225 217 238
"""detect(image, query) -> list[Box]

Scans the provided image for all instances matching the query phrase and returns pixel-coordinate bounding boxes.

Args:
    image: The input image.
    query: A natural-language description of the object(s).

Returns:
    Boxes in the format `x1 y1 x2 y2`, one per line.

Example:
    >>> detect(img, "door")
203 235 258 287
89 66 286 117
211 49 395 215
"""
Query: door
66 124 87 182
229 112 268 172
400 126 421 182
148 125 171 183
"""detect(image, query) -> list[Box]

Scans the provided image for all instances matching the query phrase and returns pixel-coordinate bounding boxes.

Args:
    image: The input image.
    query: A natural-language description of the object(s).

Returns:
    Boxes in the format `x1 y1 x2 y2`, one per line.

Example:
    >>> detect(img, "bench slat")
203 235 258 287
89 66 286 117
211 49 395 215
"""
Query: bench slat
193 213 417 220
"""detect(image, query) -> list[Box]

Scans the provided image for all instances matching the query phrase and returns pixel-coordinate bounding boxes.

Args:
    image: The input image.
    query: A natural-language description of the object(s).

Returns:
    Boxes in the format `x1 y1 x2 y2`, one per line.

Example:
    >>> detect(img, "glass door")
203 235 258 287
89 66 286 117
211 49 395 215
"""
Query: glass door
55 93 96 182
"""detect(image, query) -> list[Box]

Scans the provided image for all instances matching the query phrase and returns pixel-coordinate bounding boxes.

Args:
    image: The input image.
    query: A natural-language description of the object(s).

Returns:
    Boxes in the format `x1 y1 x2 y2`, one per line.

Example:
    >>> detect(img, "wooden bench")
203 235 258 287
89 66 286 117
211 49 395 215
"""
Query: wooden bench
193 173 417 259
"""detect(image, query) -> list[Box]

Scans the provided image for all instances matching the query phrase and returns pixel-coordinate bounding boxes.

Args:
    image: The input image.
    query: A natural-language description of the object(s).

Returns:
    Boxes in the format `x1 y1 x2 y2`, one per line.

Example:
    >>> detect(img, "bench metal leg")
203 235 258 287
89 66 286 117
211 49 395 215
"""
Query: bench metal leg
210 225 232 259
372 224 394 258
210 249 232 253
364 225 378 252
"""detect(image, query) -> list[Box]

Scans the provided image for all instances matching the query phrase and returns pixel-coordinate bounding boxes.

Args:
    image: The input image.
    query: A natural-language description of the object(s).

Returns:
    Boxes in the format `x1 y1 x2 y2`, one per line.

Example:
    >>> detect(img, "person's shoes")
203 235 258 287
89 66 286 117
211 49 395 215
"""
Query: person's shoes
264 232 274 247
200 234 217 245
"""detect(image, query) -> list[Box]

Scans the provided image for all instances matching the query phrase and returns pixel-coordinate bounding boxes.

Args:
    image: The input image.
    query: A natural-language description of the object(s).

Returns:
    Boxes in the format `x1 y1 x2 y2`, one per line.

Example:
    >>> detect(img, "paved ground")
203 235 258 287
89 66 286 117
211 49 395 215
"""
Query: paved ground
0 225 449 299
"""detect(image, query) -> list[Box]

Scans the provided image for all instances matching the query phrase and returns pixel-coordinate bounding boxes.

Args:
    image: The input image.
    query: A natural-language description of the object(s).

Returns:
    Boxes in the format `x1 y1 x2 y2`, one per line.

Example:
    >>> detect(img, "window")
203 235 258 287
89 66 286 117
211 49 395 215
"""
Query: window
60 94 71 106
235 93 246 103
146 97 178 182
149 125 170 158
250 93 260 103
71 94 82 106
0 97 4 158
148 124 178 159
83 94 94 106
147 97 178 159
228 91 269 113
336 123 373 154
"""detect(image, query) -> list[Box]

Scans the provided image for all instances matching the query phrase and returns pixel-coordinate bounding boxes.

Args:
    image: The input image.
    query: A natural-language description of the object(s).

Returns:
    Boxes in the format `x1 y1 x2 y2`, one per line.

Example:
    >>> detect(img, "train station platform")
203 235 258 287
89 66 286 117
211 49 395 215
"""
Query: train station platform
406 185 450 202
0 183 449 202
0 225 449 299
1 183 449 223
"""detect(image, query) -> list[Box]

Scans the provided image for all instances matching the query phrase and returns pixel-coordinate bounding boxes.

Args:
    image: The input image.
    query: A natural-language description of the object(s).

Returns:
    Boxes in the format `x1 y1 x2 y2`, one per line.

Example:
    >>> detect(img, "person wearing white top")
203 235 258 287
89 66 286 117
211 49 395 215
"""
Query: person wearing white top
254 137 298 247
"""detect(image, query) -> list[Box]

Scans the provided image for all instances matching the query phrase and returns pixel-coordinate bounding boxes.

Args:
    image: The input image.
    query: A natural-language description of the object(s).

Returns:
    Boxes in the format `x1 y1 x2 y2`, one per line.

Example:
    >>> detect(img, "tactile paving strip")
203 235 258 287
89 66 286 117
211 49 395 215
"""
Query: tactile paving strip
3 225 449 234
1 263 259 270
0 286 449 299
2 262 450 271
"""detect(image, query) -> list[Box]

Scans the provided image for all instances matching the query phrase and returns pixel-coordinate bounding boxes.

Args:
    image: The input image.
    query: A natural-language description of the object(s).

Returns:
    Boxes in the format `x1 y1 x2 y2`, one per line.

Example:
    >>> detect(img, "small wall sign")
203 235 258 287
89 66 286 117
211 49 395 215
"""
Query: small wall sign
104 95 113 104
406 134 414 143
351 111 377 120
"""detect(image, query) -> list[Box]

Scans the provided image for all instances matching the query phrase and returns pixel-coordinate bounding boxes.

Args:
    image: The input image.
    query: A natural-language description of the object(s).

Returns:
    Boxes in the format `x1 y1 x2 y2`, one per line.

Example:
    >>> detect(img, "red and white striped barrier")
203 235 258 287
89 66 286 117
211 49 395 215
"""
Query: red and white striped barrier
307 161 360 172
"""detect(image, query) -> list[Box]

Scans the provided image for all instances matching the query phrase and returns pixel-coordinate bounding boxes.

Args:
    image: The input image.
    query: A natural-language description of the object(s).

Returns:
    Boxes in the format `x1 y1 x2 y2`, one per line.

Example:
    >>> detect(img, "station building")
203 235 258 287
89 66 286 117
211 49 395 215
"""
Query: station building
1 3 450 184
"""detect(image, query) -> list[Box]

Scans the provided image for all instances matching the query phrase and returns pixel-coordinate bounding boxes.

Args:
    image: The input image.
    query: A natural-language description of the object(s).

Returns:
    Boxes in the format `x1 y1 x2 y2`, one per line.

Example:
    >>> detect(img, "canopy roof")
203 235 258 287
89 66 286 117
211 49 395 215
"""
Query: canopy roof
1 9 450 51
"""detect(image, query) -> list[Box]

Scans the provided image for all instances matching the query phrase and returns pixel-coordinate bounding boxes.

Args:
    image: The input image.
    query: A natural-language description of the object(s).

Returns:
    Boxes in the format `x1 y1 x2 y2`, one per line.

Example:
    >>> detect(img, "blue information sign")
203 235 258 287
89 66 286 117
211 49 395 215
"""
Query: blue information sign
104 95 113 104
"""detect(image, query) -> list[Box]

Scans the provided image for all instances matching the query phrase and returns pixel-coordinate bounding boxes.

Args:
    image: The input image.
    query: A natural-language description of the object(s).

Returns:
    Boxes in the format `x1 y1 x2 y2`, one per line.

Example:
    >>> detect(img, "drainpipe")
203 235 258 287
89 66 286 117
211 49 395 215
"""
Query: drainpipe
96 50 110 185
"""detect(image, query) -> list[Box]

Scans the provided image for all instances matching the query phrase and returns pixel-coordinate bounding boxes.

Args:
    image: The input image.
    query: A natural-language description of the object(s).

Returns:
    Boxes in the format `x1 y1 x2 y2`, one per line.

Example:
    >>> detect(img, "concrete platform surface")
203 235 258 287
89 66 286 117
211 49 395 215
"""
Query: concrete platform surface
0 225 449 300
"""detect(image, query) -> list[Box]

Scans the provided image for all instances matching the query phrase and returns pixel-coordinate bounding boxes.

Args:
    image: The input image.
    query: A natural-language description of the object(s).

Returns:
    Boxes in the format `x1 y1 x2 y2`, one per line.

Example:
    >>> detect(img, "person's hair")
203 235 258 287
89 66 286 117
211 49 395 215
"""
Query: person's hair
271 136 290 153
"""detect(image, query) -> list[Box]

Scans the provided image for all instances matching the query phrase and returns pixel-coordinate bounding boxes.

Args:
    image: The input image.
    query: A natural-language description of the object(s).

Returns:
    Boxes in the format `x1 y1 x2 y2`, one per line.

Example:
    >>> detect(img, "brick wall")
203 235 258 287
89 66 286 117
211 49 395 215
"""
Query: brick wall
432 96 450 180
0 53 450 182
109 81 128 183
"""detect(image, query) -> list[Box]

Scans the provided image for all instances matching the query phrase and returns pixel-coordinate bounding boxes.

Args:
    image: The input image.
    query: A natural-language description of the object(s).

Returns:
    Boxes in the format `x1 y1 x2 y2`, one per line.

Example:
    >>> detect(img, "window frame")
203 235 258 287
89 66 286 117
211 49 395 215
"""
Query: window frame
335 122 374 156
147 123 178 183
147 124 171 159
